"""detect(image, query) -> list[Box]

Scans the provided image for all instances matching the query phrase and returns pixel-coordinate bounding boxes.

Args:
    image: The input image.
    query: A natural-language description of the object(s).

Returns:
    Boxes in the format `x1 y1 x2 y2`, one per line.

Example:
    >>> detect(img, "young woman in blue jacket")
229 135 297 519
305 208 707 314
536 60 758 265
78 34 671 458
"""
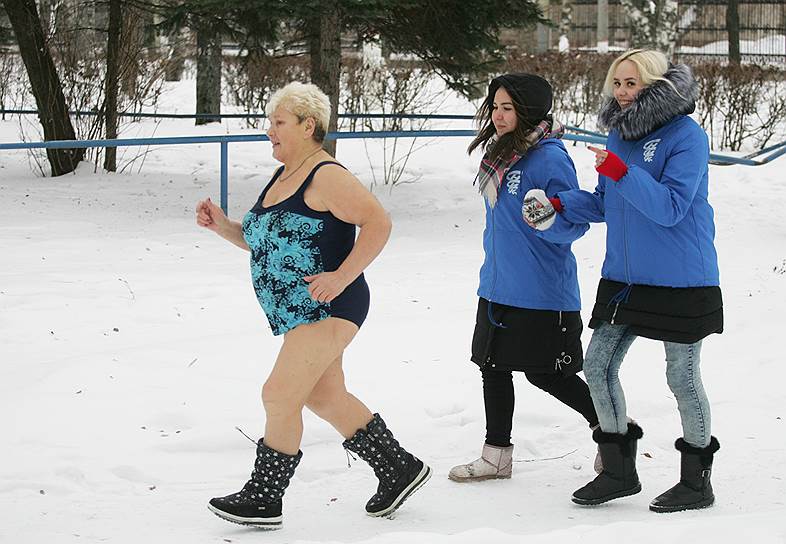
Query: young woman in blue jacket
533 50 723 513
449 73 601 483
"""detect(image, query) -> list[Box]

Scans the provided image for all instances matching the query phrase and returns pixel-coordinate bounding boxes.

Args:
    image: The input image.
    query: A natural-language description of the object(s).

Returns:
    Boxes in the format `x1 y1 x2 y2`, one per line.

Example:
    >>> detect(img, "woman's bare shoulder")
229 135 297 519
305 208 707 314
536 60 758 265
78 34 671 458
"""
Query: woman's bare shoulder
312 162 363 190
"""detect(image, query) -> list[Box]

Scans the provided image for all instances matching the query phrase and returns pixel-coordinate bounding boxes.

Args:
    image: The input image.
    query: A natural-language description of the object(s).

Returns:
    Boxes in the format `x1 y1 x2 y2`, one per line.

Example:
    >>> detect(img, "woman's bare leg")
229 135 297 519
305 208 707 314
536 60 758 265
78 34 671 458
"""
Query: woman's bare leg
305 355 374 438
261 318 358 454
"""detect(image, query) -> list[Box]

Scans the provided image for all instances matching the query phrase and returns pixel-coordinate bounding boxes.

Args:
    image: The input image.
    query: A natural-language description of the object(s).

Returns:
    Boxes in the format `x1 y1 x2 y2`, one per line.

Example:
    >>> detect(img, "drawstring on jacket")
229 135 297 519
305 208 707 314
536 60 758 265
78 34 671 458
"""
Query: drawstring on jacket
607 283 633 324
487 301 507 328
609 283 633 306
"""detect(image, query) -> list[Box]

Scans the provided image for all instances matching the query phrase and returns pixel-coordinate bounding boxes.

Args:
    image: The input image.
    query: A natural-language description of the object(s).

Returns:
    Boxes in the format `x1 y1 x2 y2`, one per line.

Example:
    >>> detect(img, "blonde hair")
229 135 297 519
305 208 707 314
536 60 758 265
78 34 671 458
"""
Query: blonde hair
266 82 331 142
602 49 670 97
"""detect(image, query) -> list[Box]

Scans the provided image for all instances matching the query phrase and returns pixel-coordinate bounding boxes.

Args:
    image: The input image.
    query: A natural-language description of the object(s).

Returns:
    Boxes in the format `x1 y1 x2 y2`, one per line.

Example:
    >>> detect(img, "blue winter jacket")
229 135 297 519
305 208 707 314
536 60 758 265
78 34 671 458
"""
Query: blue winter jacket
557 114 720 288
477 139 588 311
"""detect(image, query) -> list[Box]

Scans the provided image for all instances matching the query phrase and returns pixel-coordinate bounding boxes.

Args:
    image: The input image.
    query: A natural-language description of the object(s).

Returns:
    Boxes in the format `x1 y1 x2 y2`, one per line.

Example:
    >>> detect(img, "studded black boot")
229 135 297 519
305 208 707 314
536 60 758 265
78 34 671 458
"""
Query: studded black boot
650 436 720 513
208 439 302 529
343 413 432 517
572 422 643 505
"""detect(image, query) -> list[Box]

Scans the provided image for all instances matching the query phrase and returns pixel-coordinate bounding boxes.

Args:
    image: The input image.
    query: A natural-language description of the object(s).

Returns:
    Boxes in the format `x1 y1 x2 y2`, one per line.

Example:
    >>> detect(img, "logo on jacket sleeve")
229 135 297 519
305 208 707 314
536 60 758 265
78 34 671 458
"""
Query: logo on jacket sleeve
506 170 521 195
643 139 661 163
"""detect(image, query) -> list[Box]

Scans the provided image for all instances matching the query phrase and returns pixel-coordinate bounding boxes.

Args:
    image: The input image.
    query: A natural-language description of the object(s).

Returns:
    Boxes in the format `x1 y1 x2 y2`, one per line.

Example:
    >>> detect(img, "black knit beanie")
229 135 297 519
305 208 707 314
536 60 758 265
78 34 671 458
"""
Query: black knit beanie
487 73 553 127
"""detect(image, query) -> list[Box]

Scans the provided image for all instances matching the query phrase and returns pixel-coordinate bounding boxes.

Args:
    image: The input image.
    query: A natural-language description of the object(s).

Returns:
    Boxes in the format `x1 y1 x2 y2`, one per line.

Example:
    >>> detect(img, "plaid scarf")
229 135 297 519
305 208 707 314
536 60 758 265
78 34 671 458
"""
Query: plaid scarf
476 117 565 207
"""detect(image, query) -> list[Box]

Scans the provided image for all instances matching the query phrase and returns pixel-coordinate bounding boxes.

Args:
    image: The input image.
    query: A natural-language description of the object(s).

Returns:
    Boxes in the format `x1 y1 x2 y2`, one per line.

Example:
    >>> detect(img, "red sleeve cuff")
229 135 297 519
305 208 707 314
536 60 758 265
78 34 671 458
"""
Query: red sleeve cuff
549 197 563 213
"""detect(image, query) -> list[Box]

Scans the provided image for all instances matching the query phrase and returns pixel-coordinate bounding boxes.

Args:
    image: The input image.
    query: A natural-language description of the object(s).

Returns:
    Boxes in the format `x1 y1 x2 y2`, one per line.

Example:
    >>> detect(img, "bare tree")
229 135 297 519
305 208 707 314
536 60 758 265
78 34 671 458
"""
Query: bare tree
195 24 221 125
104 0 121 171
2 0 83 175
308 0 341 156
727 0 741 64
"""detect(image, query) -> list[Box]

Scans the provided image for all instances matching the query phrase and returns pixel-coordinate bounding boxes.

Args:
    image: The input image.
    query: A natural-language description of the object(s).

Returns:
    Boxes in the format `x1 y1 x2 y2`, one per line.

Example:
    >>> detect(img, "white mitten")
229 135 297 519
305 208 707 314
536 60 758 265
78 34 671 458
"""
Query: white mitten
523 188 556 231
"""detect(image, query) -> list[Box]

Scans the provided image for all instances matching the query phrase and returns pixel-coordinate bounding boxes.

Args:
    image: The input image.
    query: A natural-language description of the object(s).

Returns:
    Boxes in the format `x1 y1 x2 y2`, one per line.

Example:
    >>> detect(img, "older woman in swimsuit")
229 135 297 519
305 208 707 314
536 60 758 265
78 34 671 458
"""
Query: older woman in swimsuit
196 82 430 530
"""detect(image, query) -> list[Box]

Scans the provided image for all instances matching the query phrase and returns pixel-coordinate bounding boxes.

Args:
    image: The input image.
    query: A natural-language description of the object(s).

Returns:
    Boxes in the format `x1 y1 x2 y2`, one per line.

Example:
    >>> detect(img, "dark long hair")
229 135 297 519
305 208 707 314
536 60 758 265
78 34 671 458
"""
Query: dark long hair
467 83 542 161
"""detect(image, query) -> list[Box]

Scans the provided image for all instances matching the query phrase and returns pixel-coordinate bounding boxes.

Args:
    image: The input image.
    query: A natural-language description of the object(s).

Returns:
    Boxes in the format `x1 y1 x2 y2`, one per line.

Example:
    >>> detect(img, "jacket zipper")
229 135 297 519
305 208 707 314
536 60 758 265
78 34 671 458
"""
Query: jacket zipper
612 146 637 325
482 203 498 369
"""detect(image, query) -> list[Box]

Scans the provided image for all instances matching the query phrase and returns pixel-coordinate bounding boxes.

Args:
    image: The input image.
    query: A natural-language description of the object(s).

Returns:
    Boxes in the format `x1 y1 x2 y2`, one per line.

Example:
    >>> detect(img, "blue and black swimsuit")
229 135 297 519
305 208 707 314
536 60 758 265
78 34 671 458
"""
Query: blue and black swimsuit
241 161 370 336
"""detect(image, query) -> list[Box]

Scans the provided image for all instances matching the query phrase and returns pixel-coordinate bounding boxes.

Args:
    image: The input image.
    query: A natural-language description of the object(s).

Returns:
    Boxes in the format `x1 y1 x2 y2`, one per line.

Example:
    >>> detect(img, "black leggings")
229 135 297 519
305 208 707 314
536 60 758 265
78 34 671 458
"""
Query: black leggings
482 368 599 447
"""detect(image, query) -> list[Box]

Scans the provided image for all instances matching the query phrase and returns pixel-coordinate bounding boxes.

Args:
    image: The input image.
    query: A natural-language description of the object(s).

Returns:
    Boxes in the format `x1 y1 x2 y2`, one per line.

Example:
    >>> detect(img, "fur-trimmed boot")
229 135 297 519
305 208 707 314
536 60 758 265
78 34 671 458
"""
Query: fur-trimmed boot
343 413 432 517
591 417 636 474
649 436 720 513
448 443 513 482
208 439 302 529
572 422 643 505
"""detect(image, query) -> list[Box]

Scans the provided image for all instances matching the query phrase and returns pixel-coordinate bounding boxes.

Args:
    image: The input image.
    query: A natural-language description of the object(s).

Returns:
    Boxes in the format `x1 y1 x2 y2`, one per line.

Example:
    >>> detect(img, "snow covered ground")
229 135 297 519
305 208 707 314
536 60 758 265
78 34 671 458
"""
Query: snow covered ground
1 81 786 544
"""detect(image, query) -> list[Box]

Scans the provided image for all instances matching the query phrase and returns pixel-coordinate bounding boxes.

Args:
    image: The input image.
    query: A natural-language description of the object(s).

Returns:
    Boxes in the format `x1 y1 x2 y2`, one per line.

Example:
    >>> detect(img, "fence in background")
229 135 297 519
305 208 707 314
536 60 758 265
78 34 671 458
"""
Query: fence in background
549 0 786 62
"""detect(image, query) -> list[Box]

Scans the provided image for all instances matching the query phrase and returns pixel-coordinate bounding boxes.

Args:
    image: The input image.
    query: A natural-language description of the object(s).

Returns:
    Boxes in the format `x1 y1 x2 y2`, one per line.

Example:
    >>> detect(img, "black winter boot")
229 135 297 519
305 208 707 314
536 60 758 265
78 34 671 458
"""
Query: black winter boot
572 422 643 505
343 413 432 517
650 436 720 513
208 439 302 529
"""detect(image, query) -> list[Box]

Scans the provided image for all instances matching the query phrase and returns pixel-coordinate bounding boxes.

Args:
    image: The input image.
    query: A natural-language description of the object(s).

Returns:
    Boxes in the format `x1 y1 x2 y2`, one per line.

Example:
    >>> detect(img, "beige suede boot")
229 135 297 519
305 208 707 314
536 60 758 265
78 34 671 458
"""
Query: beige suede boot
448 443 513 482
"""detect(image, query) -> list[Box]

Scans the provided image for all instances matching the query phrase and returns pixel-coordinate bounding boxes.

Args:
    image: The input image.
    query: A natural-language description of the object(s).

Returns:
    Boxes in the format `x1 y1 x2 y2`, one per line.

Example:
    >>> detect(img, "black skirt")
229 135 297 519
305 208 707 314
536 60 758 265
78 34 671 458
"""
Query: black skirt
470 298 584 375
589 279 723 344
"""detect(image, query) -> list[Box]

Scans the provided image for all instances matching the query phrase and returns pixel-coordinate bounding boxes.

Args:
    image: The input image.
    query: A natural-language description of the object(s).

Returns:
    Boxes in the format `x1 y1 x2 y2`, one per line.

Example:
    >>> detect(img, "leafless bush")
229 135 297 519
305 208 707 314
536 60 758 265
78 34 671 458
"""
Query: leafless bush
694 62 786 151
339 57 364 132
0 52 28 120
119 13 172 120
224 53 309 129
342 57 447 188
16 2 170 172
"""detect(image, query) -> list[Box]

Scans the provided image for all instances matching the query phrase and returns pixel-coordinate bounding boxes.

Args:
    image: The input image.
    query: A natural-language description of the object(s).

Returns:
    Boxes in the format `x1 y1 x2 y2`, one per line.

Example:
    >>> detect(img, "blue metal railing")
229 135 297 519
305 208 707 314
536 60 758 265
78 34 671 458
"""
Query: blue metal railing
0 130 480 214
1 126 785 214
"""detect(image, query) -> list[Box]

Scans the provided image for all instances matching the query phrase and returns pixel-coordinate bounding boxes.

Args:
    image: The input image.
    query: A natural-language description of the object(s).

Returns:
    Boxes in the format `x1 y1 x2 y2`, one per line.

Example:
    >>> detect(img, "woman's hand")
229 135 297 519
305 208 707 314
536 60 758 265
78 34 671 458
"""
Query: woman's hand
196 197 228 233
304 271 351 303
588 146 628 181
195 198 249 250
305 164 392 298
522 188 557 231
588 145 609 168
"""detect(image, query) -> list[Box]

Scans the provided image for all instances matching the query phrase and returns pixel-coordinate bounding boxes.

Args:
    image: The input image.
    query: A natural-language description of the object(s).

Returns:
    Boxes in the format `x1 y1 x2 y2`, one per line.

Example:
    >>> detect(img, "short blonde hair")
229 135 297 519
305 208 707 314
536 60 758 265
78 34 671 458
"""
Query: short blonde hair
602 49 670 97
266 82 331 142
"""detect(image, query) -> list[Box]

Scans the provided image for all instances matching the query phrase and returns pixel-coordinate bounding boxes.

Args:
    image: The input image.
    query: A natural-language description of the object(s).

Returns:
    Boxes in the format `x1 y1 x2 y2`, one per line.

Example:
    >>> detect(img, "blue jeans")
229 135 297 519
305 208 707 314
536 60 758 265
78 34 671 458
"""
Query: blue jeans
583 321 711 448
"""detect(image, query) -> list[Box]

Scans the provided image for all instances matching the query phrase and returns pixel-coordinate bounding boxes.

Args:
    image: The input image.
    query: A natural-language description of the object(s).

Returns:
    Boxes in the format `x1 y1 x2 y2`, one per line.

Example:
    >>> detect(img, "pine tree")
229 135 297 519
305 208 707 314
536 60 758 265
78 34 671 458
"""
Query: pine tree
156 0 545 144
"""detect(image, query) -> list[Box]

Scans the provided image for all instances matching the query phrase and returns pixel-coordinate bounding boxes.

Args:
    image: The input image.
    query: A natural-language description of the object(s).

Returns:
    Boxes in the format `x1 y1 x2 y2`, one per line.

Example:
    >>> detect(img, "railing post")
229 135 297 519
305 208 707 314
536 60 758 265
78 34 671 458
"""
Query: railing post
220 141 228 215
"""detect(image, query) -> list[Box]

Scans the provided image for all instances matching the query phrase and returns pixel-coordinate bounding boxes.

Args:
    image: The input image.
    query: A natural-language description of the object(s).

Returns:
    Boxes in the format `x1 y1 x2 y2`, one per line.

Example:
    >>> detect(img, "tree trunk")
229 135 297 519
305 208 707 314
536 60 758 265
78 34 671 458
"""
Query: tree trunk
596 0 608 53
195 24 221 125
104 0 121 172
2 0 83 176
727 0 741 64
308 16 320 82
309 2 341 156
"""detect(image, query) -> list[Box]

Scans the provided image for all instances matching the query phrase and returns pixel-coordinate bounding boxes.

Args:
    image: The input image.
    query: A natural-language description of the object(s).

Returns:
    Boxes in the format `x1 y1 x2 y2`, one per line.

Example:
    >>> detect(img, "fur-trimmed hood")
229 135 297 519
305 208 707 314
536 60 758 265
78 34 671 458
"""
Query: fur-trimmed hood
598 63 699 141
